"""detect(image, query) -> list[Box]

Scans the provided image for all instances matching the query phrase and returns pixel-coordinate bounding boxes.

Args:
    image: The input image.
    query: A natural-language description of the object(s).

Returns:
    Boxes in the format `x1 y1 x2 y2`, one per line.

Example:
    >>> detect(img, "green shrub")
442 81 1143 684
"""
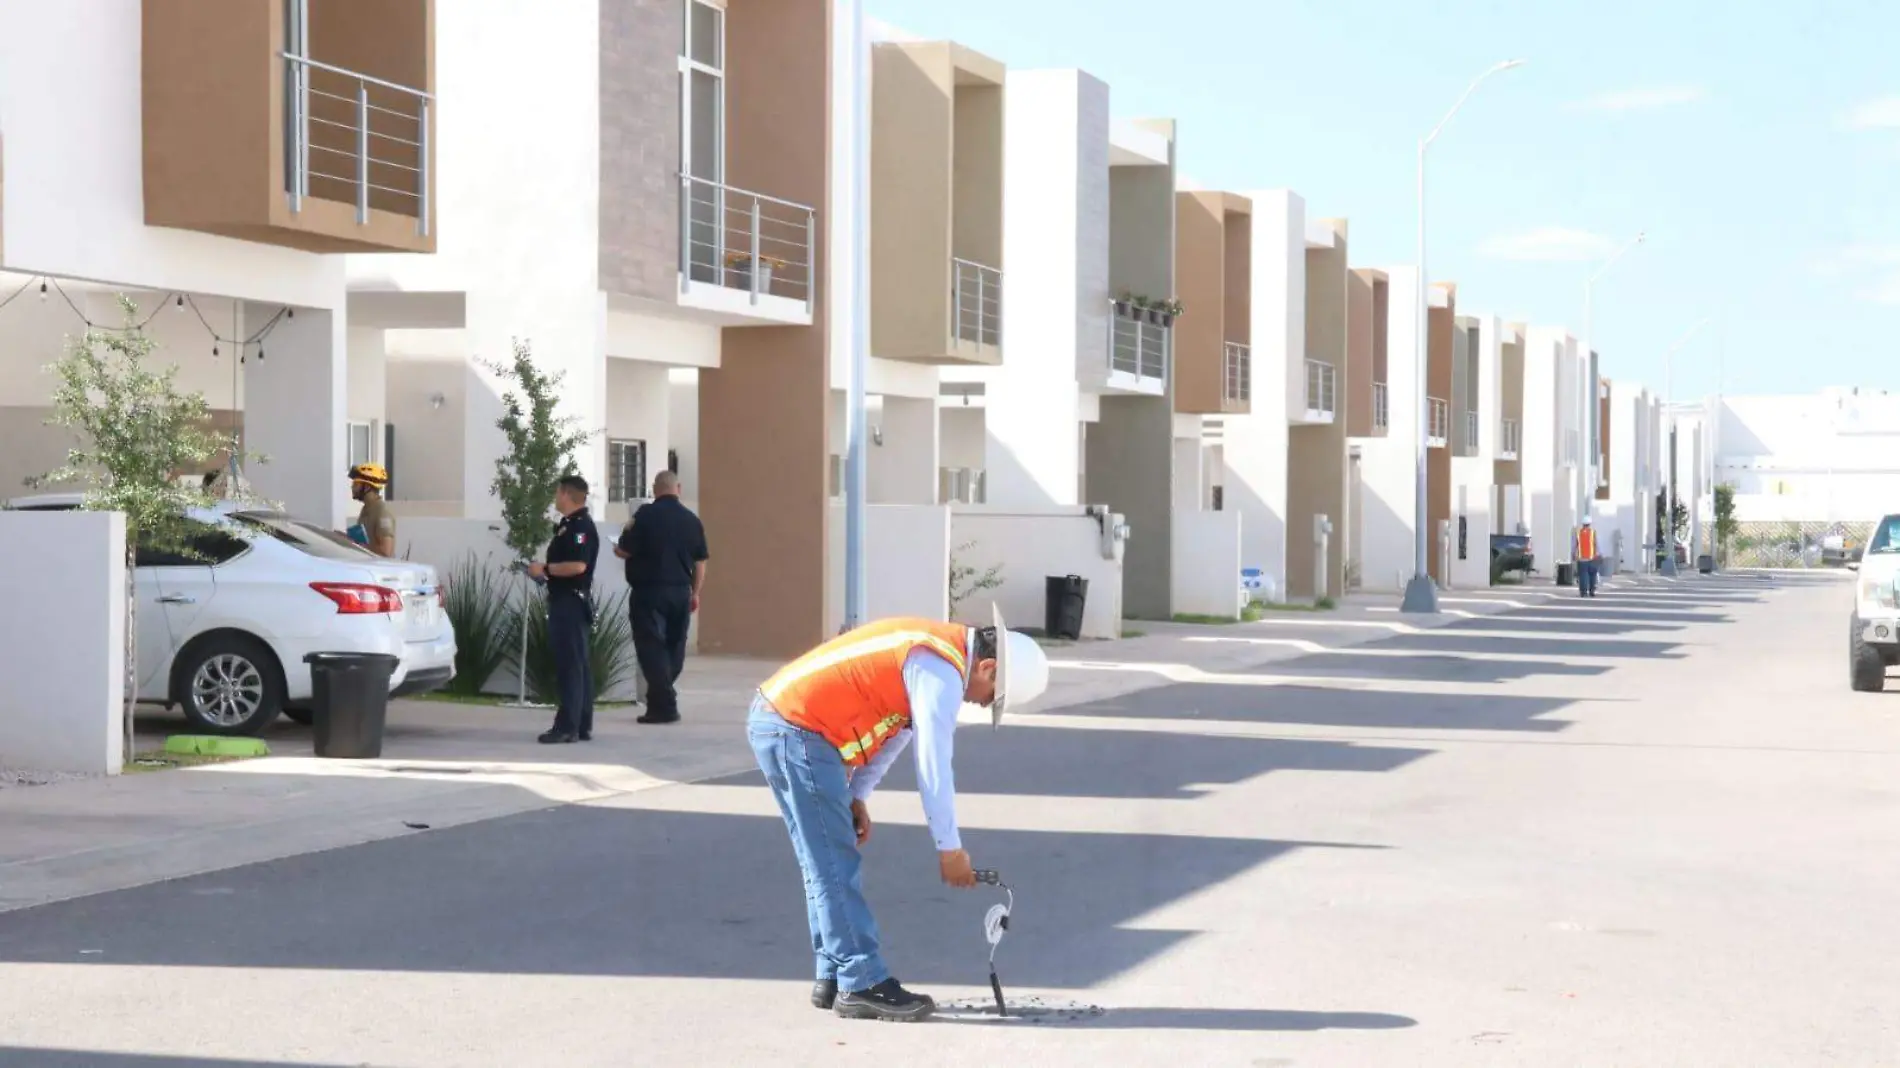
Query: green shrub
440 555 515 696
513 587 638 704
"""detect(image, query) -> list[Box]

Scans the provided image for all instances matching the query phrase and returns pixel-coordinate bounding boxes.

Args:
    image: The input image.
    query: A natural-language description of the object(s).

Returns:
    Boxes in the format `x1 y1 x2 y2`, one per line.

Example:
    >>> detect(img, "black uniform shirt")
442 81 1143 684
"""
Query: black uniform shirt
545 507 600 595
617 496 709 588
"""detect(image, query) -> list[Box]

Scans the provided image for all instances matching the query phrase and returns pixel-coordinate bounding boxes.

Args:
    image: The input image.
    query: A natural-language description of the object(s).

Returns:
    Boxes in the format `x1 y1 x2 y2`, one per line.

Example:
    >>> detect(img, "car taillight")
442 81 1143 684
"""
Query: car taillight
311 582 404 615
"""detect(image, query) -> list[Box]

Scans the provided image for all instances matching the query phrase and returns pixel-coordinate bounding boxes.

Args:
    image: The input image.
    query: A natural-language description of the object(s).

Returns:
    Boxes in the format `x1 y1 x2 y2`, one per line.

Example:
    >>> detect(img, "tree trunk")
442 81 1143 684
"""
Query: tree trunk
123 536 136 769
517 571 530 706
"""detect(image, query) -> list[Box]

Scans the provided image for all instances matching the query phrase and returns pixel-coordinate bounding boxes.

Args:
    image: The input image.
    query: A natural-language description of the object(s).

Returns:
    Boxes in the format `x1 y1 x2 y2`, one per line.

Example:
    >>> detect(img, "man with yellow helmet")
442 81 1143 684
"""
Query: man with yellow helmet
348 463 396 558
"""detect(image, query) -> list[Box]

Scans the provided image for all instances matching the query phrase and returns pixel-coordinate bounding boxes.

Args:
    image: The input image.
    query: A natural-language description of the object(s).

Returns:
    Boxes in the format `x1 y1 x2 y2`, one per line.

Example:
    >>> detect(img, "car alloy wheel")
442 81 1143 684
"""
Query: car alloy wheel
192 653 266 728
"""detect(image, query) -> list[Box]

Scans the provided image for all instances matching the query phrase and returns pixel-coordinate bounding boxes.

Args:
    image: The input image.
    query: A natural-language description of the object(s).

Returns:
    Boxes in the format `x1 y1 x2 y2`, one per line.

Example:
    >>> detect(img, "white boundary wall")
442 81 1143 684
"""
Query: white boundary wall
950 507 1124 639
1173 509 1243 618
0 511 125 773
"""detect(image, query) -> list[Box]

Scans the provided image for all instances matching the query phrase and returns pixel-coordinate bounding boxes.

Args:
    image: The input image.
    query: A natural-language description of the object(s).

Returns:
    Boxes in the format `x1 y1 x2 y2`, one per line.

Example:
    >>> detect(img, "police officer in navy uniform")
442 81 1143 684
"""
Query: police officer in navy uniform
531 475 601 744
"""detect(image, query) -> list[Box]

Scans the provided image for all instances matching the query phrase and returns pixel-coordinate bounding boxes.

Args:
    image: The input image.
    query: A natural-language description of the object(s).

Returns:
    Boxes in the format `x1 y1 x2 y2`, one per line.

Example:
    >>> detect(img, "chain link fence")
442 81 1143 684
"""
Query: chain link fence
1720 519 1875 569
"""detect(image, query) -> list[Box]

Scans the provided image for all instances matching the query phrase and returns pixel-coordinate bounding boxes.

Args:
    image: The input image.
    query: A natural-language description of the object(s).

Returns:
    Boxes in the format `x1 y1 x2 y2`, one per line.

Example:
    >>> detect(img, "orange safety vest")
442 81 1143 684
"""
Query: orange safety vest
760 618 971 766
1578 527 1598 560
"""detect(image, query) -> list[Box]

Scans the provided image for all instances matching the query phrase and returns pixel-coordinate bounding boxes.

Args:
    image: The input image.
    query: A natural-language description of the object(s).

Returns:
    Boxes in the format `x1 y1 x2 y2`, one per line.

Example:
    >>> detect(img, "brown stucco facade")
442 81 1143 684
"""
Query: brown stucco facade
1288 220 1349 600
696 0 834 657
1173 191 1251 414
598 0 684 303
1426 285 1455 582
142 0 436 254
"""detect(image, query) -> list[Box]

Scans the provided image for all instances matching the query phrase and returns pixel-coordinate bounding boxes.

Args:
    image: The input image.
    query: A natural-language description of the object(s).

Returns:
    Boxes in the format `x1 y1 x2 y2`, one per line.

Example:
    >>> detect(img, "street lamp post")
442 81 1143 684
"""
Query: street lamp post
1576 232 1644 571
1401 58 1527 615
842 0 871 629
1658 315 1713 577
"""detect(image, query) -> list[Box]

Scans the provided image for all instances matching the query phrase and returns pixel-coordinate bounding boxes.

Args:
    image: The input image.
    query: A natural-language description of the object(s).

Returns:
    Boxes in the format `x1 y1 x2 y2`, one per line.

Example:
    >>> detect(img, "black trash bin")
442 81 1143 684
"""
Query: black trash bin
1697 554 1715 574
304 652 400 759
1555 562 1574 587
1044 574 1089 641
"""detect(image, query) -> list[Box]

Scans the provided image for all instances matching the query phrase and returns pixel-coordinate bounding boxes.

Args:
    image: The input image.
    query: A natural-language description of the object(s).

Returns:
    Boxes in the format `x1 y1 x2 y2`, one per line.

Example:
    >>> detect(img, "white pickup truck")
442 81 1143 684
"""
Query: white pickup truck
1850 514 1900 692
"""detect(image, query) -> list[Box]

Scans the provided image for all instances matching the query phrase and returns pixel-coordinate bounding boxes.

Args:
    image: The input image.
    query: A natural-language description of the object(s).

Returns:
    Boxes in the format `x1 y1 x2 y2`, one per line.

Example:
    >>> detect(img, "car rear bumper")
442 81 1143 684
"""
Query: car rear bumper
278 628 457 701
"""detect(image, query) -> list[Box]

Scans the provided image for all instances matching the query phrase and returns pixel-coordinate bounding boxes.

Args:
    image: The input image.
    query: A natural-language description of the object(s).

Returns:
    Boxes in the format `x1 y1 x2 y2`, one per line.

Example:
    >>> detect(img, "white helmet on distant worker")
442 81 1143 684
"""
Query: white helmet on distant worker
990 604 1051 725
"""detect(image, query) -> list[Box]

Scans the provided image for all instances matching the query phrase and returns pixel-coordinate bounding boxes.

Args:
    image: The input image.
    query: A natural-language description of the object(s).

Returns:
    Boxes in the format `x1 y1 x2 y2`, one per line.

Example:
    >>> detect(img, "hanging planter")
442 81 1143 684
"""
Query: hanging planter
1154 298 1184 328
724 251 787 294
1113 299 1139 320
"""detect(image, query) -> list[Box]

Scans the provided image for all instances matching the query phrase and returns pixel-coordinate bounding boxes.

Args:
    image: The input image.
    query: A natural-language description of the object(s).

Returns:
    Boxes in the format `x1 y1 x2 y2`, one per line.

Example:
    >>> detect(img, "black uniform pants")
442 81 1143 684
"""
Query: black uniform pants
548 591 594 736
630 584 692 720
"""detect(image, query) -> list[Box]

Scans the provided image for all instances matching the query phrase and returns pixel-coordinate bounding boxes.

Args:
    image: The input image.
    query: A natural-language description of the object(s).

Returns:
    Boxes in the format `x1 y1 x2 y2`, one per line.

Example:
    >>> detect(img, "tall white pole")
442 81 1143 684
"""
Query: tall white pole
1401 58 1526 614
1657 316 1712 577
842 0 870 631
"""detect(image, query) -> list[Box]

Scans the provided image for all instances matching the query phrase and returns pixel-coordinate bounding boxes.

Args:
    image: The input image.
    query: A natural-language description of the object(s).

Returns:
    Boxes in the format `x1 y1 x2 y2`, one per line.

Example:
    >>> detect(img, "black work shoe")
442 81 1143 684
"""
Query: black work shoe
637 713 681 725
834 978 934 1022
811 979 837 1010
578 731 592 742
537 729 577 745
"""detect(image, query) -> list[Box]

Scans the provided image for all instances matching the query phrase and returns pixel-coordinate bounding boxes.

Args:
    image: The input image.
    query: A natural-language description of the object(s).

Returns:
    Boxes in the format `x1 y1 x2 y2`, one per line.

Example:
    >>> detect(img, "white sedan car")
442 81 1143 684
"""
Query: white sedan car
8 495 457 734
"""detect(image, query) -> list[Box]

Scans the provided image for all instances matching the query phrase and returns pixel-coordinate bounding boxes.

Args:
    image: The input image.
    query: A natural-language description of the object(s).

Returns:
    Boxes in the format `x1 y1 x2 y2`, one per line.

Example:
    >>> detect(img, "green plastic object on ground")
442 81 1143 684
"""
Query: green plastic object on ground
162 735 271 759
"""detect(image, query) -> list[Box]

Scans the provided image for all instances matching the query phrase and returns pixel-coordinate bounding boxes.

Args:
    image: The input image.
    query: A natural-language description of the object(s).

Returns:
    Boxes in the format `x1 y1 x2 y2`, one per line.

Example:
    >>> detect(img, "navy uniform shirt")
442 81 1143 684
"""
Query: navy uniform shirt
545 507 600 596
617 496 709 589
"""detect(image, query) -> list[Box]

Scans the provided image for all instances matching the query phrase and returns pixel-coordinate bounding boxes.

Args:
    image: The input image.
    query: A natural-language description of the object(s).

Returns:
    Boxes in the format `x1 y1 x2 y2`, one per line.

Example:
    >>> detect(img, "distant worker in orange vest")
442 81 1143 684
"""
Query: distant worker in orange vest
747 606 1051 1023
1577 517 1600 597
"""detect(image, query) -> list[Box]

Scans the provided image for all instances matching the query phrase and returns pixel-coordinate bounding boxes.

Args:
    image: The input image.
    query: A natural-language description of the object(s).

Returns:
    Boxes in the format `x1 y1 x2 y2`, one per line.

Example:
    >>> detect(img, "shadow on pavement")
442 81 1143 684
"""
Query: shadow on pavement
1241 653 1609 684
1489 608 1731 625
1443 617 1686 636
0 805 1383 993
0 1048 345 1056
1374 633 1685 659
1065 682 1575 733
937 1007 1418 1031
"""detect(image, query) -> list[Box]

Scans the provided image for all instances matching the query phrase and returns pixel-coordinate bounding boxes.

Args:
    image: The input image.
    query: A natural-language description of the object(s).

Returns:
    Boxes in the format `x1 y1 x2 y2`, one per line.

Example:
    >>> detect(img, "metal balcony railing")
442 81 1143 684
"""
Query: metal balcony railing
1464 410 1480 450
1304 359 1337 416
284 53 432 234
952 258 1002 348
679 175 817 310
1428 397 1450 443
1110 309 1169 380
1373 382 1389 429
1224 342 1251 404
1500 418 1521 457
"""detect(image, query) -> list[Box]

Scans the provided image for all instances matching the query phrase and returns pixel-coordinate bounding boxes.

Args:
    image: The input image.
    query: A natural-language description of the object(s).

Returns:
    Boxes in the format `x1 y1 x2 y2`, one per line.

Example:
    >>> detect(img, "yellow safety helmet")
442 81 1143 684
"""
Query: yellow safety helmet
348 462 389 489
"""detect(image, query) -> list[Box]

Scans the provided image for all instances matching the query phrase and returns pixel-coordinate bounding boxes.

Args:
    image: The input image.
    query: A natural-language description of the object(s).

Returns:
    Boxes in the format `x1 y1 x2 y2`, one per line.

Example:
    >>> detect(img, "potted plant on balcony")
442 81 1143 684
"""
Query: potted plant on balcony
724 251 788 294
1153 298 1185 327
1114 291 1145 320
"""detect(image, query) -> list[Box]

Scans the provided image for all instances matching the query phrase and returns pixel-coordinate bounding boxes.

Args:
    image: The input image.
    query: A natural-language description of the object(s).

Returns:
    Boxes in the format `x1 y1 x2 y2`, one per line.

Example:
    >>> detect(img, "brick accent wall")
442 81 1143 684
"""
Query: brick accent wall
598 0 682 302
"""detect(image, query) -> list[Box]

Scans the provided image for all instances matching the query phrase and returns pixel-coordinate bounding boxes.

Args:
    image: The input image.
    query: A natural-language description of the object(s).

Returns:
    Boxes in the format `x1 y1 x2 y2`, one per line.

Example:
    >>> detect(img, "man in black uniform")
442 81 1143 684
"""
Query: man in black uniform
531 475 600 744
614 469 708 725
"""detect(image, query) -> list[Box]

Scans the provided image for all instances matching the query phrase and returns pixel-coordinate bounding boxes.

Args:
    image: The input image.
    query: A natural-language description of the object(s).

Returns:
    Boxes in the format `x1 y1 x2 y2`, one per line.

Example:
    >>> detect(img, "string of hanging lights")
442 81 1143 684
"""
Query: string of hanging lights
0 273 295 364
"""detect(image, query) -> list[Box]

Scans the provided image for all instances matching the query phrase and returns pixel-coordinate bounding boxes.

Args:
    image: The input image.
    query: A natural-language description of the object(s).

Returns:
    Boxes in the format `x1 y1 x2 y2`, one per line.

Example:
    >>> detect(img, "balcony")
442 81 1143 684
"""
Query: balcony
1427 397 1449 448
870 41 1006 365
678 175 817 322
1373 382 1389 430
1224 342 1252 408
1303 359 1337 421
952 258 1003 351
143 0 436 254
1107 304 1169 394
1500 418 1521 460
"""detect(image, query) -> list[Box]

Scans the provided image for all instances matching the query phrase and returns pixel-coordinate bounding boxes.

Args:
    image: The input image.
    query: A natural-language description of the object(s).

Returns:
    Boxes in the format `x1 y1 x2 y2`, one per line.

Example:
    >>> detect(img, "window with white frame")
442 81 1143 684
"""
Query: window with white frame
681 0 726 284
609 439 649 503
347 420 376 467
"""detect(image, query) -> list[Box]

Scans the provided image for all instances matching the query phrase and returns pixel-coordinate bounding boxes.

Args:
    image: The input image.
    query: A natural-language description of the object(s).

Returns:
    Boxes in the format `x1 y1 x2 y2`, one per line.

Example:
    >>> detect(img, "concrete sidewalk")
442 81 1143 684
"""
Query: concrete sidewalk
0 583 1675 914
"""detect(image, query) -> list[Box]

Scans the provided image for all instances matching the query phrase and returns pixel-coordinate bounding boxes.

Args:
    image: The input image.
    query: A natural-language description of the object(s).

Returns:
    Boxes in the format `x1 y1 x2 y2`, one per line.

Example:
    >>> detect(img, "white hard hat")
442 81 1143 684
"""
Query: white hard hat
1582 516 1593 526
990 603 1050 725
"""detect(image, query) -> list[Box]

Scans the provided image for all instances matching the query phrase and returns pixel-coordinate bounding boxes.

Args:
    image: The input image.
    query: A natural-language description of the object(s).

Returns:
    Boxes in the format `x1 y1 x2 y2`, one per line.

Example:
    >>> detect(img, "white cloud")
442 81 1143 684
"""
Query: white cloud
1865 275 1900 305
1571 85 1709 113
1842 97 1900 131
1476 228 1617 263
1814 245 1900 302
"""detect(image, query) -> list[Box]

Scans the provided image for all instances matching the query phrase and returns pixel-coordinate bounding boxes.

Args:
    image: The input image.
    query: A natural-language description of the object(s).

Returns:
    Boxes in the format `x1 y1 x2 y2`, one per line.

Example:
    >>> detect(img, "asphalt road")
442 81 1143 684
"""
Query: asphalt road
2 572 1892 1067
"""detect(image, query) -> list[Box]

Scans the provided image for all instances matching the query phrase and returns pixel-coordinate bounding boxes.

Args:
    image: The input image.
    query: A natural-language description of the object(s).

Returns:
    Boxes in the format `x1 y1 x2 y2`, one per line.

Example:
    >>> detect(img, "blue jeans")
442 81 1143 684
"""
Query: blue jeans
747 696 889 992
1578 559 1599 596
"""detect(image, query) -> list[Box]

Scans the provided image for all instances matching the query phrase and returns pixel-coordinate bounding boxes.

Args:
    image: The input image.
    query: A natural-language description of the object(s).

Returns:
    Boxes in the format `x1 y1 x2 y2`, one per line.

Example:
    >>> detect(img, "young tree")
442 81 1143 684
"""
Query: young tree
33 297 245 762
1713 483 1739 567
486 339 592 703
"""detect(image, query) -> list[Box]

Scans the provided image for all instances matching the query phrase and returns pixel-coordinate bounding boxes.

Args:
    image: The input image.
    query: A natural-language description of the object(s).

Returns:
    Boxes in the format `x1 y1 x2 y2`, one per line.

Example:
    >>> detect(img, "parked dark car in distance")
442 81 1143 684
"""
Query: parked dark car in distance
1490 533 1534 580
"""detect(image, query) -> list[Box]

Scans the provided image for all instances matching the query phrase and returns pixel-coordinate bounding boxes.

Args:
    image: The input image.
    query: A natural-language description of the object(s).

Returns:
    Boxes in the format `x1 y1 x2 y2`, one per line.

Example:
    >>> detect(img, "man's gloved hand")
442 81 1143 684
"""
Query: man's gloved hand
850 799 872 845
939 848 977 889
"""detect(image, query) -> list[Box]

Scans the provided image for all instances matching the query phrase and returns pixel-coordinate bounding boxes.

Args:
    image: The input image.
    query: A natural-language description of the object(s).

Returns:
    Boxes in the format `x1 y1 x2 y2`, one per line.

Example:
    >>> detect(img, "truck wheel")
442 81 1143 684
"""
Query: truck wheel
1851 619 1886 693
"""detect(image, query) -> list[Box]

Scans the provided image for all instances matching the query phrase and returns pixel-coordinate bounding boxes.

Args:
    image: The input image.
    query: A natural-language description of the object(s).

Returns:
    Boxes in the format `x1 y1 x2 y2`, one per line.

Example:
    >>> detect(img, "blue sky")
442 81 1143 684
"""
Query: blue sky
866 0 1899 399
